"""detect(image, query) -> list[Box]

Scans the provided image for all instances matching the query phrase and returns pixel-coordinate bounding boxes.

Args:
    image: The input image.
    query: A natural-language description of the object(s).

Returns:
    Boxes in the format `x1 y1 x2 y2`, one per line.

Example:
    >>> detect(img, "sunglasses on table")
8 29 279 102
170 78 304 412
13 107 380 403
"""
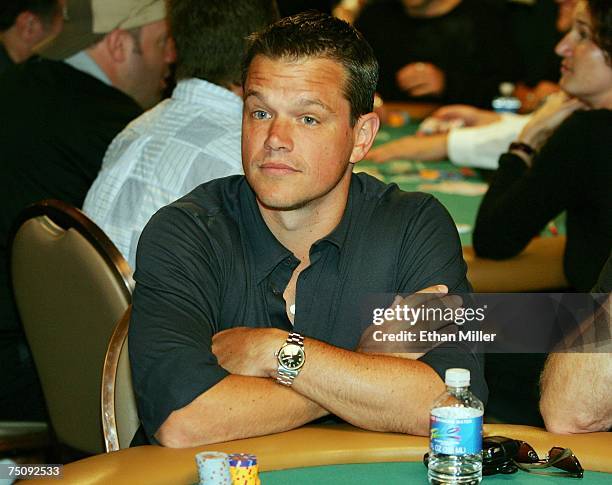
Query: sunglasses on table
482 436 584 478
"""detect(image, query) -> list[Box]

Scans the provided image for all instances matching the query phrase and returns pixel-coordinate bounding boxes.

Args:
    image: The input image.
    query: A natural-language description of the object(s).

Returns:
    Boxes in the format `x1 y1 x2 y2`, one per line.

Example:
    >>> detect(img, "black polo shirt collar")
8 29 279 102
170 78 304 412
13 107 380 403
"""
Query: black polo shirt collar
239 174 363 283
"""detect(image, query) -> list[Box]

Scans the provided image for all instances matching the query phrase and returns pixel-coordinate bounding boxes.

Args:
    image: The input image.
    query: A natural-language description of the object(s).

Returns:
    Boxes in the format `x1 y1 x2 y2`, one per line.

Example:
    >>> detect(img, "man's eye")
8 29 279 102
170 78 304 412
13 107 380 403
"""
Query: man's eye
302 116 318 126
252 110 270 120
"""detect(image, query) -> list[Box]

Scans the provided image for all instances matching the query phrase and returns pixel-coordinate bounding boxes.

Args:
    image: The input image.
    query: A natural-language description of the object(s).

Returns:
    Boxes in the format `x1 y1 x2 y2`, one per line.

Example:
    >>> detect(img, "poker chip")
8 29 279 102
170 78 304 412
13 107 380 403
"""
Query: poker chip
387 111 409 128
228 453 260 485
195 451 232 485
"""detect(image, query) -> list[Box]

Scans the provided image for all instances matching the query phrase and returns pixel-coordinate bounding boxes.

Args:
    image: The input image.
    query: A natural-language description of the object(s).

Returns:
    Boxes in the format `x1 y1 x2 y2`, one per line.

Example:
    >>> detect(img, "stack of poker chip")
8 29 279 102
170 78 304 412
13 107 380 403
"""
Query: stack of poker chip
228 453 260 485
195 451 231 485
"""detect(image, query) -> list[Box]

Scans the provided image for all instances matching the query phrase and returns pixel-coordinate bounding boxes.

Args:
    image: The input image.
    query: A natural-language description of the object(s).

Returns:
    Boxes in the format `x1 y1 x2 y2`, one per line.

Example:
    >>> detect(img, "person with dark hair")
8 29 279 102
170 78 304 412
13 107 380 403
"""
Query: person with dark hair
83 0 279 269
129 11 486 448
473 0 612 429
0 0 63 74
354 0 517 107
473 0 612 292
0 0 174 421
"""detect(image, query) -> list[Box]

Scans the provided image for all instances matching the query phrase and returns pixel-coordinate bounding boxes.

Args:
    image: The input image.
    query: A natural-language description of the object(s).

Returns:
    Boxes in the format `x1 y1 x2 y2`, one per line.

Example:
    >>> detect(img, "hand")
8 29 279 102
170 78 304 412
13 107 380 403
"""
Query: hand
212 327 286 377
357 285 463 359
420 105 502 134
514 81 560 113
518 92 586 151
366 134 448 163
396 62 445 97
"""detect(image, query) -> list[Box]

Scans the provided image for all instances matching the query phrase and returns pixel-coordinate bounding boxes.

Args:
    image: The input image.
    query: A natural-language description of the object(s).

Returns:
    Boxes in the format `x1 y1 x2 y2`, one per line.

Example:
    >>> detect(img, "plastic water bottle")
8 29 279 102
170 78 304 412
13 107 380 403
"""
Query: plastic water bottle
491 82 521 113
428 368 484 484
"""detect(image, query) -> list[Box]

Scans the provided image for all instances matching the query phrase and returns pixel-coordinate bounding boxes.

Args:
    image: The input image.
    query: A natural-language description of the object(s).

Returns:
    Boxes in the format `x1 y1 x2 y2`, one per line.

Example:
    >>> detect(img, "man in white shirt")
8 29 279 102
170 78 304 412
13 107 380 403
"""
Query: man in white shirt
84 0 279 268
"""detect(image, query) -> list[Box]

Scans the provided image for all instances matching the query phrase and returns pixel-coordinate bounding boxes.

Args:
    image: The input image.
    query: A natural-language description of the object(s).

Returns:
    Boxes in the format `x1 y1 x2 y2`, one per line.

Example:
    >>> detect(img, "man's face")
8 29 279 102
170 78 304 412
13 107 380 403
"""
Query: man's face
555 1 612 106
122 19 176 109
242 55 360 212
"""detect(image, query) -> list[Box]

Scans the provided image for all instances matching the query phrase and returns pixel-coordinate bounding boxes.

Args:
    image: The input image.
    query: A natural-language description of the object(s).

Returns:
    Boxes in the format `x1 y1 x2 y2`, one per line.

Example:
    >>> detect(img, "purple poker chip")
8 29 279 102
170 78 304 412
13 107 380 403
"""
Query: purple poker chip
228 453 258 467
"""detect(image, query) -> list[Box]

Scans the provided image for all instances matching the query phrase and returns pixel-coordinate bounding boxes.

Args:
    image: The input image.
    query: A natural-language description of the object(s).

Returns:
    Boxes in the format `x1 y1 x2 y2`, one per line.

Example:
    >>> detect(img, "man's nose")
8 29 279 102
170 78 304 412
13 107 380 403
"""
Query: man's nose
264 118 293 152
555 31 572 58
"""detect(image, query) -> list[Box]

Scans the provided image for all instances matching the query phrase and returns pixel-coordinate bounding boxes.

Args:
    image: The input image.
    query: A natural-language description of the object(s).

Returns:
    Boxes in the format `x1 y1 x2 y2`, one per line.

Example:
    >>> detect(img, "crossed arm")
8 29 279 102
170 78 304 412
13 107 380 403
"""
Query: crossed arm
156 327 445 447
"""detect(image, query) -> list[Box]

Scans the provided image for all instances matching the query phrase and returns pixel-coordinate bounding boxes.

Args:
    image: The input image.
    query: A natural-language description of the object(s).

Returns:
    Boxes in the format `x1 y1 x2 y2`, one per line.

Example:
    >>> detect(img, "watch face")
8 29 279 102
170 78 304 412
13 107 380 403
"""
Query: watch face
278 343 305 370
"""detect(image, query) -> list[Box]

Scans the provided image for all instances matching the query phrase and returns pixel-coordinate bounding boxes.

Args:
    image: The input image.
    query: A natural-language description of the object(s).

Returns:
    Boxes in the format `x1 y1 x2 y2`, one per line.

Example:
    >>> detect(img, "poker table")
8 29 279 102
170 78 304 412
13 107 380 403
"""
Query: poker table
366 114 568 292
19 424 612 484
261 461 611 484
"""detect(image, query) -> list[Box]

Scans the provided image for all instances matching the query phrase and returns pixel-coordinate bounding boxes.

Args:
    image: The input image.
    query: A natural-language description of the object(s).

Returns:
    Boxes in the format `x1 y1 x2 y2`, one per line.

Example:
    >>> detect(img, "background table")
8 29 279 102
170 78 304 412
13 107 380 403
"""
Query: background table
362 122 565 246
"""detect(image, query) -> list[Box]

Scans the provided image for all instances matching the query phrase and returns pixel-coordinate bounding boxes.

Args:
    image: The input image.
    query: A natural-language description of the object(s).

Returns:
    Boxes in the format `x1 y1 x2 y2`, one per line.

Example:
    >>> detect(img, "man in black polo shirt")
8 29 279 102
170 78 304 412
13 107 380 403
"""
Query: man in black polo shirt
130 12 486 447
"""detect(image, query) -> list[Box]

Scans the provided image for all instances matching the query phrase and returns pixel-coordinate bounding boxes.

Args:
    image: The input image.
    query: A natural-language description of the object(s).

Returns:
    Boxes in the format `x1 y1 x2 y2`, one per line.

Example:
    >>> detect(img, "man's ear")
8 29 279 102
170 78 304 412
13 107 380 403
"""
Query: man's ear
103 29 131 63
15 11 44 43
349 112 380 165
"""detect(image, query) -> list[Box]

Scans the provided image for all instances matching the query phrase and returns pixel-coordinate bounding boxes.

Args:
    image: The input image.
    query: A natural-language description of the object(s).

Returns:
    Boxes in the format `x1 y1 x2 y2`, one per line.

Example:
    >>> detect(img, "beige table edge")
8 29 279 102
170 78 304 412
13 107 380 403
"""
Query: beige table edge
465 236 568 292
21 423 611 484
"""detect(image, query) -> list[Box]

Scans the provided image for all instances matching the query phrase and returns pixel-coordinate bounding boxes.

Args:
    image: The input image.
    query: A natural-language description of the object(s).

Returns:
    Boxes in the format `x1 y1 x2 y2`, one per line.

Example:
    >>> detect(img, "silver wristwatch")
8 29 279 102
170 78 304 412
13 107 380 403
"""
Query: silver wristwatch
275 332 305 386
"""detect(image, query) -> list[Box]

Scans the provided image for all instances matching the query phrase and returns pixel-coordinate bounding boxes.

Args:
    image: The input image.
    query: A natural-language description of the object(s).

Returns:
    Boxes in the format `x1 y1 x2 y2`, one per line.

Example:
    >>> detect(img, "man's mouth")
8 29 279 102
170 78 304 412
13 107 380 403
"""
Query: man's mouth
259 162 299 175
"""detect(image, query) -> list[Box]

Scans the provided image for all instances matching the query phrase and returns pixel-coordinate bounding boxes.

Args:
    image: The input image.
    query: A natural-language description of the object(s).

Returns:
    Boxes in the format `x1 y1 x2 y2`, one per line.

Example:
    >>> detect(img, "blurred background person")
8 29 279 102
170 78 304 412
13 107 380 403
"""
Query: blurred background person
83 0 279 269
0 0 174 422
354 0 516 107
0 0 64 75
367 0 579 169
473 0 612 292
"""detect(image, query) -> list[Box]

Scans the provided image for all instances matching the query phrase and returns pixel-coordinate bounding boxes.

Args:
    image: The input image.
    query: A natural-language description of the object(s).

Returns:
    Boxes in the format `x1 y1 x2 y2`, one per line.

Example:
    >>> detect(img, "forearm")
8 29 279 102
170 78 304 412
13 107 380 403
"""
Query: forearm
291 338 445 435
540 353 612 433
156 375 328 447
410 134 448 161
367 134 448 163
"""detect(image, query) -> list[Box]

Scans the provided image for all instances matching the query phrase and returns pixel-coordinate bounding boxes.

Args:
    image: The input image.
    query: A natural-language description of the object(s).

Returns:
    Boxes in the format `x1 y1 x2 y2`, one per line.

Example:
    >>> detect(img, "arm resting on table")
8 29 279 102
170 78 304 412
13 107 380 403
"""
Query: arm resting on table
540 352 612 434
289 338 445 436
156 375 328 448
158 335 445 447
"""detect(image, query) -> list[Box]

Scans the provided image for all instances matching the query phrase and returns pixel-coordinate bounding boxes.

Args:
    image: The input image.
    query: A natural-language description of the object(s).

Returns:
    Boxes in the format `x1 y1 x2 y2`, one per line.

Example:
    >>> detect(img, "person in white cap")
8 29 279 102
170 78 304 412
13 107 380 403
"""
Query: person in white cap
0 0 174 422
83 0 279 269
0 0 64 75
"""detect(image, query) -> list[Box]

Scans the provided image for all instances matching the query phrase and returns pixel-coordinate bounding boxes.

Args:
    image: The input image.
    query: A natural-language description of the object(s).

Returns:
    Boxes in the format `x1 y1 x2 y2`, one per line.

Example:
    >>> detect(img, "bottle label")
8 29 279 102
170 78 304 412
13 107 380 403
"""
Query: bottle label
430 410 483 456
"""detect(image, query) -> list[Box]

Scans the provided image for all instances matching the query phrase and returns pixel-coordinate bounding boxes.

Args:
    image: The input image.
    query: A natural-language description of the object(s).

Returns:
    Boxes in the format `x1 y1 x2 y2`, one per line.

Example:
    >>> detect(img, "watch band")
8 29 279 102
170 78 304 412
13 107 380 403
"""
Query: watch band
286 332 304 346
276 332 304 386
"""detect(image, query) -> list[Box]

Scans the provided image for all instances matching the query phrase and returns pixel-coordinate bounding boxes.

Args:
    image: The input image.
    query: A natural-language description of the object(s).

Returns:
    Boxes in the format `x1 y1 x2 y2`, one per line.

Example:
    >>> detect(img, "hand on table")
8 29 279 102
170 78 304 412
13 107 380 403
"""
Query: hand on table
212 327 286 377
418 104 502 135
357 284 463 359
518 91 586 152
396 62 445 97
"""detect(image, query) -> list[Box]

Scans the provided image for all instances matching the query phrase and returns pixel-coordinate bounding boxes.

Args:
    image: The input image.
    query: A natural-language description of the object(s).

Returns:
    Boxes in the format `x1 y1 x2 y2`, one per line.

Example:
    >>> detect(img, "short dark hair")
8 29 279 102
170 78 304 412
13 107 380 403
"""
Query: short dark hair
588 0 612 63
242 11 379 126
168 0 279 86
0 0 59 31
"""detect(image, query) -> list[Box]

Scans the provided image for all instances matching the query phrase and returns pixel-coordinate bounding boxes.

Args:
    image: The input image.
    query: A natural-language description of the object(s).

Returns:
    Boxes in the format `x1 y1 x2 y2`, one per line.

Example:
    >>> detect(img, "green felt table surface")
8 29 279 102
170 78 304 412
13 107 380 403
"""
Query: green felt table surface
364 123 565 246
260 461 609 484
